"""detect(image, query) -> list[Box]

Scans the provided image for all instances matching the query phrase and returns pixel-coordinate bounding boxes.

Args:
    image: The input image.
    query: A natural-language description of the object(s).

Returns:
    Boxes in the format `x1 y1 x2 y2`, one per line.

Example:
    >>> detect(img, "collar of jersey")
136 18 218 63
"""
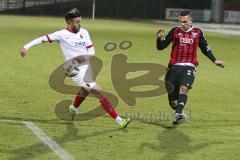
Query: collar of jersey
66 27 81 34
180 26 193 32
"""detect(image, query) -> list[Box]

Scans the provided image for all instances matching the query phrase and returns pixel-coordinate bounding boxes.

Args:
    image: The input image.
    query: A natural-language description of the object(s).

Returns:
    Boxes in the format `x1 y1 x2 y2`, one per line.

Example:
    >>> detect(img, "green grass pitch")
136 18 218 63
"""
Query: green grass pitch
0 15 240 160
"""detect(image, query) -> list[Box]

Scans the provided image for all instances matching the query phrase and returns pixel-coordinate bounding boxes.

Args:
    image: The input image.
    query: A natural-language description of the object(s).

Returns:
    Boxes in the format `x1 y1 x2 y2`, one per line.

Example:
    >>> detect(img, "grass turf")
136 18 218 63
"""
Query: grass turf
0 15 240 160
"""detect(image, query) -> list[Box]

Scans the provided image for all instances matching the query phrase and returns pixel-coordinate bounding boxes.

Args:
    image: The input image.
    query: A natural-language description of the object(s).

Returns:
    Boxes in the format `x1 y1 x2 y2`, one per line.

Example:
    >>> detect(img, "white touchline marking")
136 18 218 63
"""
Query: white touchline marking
21 121 74 160
0 119 21 124
0 119 73 160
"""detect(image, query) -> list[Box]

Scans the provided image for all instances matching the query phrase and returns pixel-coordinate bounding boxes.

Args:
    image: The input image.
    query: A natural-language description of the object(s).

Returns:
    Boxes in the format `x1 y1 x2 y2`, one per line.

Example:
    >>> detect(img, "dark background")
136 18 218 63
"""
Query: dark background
0 0 239 19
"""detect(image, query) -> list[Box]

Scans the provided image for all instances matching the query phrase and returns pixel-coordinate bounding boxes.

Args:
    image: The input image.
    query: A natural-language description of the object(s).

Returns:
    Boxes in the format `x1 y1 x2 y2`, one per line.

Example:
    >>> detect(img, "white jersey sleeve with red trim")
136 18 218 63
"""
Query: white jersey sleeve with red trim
46 31 61 43
23 36 48 50
23 31 61 50
23 29 95 61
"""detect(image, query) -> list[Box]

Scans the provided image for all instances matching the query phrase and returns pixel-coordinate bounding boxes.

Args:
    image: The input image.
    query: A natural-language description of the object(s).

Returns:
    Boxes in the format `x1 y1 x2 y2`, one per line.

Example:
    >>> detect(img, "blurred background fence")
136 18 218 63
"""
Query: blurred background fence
0 0 239 23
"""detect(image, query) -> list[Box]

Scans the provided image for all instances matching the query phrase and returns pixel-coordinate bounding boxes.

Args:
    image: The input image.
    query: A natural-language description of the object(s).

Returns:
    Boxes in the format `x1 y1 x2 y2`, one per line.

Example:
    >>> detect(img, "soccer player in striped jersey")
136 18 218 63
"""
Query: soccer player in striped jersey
20 8 130 128
156 10 225 125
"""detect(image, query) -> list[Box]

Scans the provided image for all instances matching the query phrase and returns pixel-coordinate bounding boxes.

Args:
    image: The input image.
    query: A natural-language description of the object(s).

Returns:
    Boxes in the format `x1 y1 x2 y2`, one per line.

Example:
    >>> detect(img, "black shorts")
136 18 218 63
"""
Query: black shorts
165 65 196 101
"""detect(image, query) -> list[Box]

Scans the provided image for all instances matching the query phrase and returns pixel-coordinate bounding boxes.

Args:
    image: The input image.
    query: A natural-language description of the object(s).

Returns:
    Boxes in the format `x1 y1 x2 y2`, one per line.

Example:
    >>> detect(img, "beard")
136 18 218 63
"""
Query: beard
72 26 80 33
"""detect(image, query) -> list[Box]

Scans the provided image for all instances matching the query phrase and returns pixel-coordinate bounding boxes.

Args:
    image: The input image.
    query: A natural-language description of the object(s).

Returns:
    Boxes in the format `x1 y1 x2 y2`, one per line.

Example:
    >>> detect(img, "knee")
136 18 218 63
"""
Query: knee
81 87 89 96
90 88 105 100
180 86 189 93
169 101 177 110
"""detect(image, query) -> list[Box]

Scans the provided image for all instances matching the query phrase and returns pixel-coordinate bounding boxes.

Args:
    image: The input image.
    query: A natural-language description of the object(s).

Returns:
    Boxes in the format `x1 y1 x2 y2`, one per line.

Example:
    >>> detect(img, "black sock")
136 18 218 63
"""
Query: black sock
176 93 188 113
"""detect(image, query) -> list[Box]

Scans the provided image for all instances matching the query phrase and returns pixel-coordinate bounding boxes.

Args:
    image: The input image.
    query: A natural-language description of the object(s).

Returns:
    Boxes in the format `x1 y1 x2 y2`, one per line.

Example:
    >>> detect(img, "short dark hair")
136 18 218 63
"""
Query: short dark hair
65 8 80 22
180 10 191 17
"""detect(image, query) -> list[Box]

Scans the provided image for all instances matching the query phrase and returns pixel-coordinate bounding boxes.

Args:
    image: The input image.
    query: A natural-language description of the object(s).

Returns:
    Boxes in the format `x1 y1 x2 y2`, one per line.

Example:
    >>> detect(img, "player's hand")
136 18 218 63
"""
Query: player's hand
214 60 225 68
74 55 85 63
63 58 80 77
157 28 165 39
20 48 28 57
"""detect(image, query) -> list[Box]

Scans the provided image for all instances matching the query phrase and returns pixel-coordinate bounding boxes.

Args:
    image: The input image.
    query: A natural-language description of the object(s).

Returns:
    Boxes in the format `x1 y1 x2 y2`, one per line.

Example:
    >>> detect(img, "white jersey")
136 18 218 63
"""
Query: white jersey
23 27 96 91
24 27 95 61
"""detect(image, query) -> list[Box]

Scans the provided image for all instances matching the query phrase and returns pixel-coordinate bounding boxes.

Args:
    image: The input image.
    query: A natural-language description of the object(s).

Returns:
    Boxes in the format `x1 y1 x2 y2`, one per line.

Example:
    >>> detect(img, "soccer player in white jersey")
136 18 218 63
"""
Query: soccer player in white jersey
20 8 131 128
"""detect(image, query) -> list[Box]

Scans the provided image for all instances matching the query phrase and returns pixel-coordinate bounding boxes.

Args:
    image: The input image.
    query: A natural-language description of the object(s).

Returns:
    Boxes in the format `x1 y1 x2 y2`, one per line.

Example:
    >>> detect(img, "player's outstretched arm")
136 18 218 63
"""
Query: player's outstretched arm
198 30 225 68
20 35 51 58
157 28 165 40
156 27 173 50
214 60 225 68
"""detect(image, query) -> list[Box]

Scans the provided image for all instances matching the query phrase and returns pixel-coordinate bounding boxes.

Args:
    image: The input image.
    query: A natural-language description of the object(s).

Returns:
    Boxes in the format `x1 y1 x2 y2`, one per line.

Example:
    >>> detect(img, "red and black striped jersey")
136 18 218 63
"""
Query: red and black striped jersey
156 26 216 66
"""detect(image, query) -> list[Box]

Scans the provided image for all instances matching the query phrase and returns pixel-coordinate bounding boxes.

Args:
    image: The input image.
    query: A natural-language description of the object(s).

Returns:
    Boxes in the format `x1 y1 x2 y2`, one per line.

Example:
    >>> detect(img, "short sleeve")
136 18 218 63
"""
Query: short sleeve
46 31 61 43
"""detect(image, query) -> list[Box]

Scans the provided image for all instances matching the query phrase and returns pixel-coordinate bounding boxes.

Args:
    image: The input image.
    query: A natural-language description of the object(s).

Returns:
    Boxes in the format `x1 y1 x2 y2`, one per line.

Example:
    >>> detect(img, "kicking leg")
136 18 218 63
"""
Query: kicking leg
172 85 189 125
176 85 189 114
69 87 89 114
167 86 179 111
172 66 195 125
169 100 177 110
90 84 131 128
73 87 89 108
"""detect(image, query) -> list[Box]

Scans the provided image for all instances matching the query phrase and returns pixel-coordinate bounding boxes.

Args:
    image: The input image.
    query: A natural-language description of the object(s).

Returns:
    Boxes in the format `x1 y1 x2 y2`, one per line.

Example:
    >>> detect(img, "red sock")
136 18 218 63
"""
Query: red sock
73 91 86 108
100 97 118 119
